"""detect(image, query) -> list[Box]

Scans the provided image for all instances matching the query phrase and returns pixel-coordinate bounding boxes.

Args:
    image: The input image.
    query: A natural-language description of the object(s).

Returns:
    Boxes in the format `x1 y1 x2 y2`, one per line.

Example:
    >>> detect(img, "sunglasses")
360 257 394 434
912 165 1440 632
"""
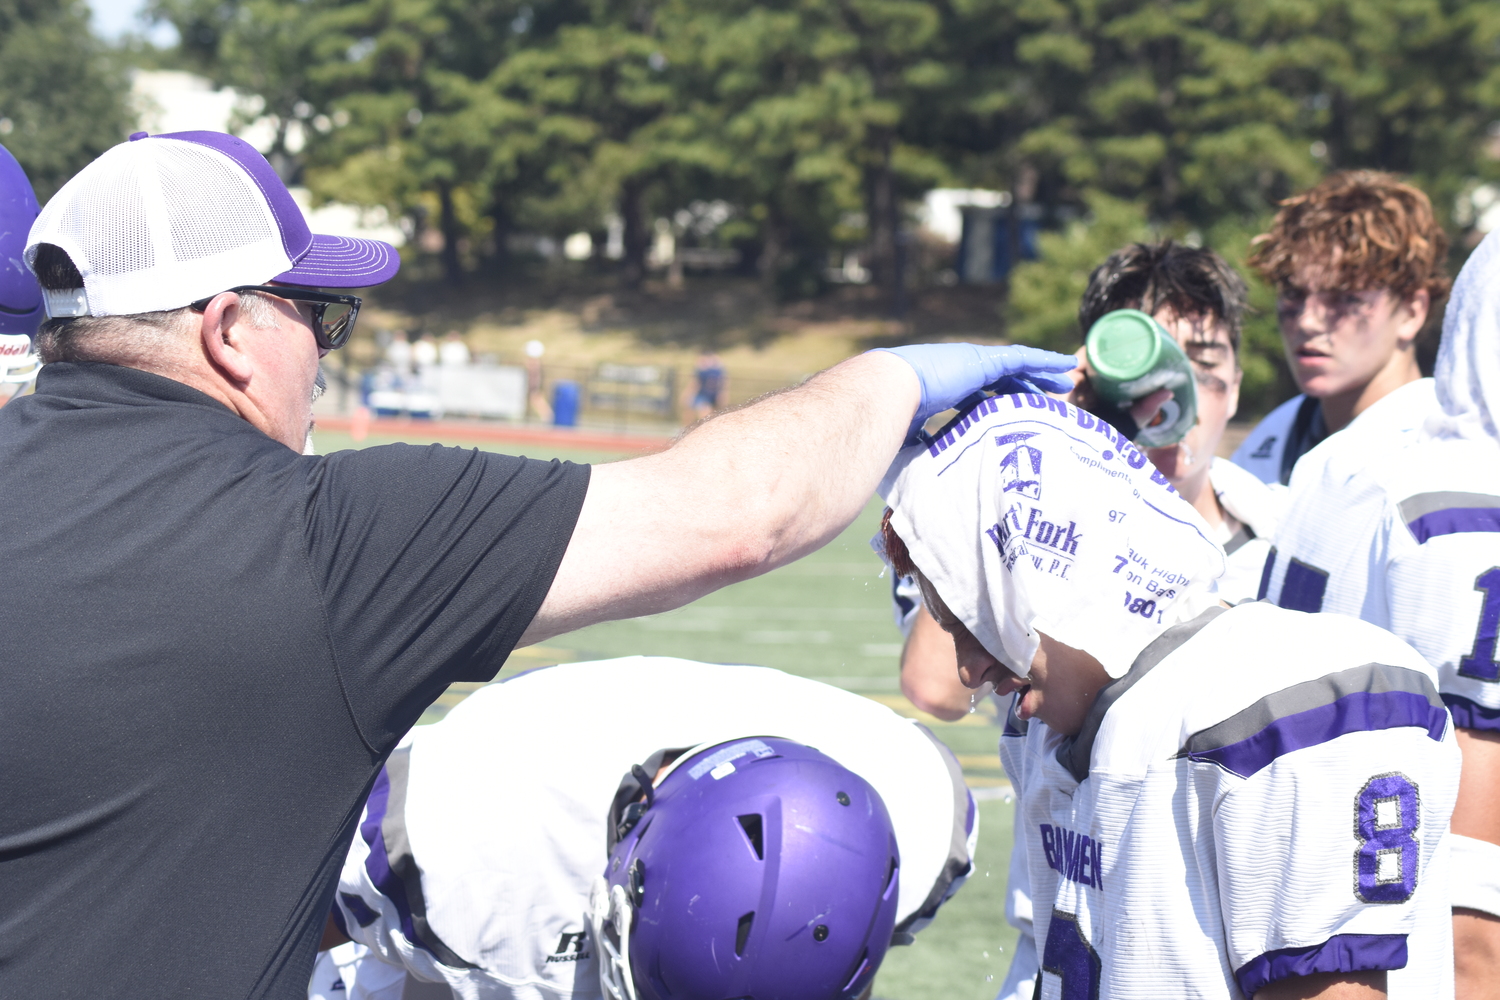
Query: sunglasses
190 285 362 350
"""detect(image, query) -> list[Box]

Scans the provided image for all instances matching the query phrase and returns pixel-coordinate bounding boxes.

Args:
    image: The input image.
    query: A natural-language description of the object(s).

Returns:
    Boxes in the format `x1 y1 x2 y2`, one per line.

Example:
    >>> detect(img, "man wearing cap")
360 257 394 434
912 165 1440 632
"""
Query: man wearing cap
0 130 1074 998
879 394 1460 999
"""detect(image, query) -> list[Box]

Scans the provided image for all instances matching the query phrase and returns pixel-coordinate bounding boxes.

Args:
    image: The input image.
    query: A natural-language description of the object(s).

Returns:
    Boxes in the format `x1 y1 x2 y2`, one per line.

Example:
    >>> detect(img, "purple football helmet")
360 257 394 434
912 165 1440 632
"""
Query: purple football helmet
0 143 41 339
589 737 901 1000
0 143 42 389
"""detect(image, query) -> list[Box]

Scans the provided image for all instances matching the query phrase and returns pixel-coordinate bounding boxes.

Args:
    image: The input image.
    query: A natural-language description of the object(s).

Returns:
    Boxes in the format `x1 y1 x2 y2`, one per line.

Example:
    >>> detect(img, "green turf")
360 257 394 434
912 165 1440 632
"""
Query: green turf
874 797 1021 1000
315 425 1022 998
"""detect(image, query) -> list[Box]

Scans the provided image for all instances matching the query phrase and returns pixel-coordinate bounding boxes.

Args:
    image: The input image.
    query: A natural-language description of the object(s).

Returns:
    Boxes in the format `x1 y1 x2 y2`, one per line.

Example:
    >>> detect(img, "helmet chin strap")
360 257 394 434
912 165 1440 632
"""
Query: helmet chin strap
589 876 638 1000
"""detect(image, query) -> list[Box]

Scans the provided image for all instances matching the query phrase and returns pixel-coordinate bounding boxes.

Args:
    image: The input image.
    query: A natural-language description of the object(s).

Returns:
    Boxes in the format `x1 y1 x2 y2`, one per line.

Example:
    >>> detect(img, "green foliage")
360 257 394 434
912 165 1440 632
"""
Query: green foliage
140 0 1500 347
0 0 133 201
996 0 1500 416
1007 193 1151 350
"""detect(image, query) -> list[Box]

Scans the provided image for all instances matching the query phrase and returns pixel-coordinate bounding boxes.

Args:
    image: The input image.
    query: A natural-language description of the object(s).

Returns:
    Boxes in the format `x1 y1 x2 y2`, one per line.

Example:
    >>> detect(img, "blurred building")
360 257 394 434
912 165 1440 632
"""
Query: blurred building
918 189 1039 284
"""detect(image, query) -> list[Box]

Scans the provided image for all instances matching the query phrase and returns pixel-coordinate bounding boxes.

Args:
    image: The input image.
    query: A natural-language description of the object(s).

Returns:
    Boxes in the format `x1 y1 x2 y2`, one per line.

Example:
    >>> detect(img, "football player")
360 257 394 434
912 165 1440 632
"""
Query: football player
310 657 976 1000
0 143 43 388
898 241 1279 720
881 393 1459 999
1231 171 1450 486
1259 230 1500 999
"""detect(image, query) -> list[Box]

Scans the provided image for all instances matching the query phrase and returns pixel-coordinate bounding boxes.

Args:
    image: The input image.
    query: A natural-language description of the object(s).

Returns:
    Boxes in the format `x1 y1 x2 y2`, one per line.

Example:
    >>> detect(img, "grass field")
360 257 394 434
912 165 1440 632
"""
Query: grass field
312 425 1022 1000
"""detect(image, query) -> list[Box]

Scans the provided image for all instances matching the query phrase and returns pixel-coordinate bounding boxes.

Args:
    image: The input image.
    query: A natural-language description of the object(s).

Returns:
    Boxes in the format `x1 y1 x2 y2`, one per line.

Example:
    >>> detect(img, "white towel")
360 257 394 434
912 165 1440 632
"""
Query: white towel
879 393 1225 679
1427 228 1500 443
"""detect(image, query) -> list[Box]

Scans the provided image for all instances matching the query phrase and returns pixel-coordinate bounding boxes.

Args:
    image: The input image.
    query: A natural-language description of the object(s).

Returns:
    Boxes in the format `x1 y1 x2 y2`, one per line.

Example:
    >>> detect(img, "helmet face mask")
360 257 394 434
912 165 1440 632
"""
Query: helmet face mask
591 737 901 1000
589 875 638 1000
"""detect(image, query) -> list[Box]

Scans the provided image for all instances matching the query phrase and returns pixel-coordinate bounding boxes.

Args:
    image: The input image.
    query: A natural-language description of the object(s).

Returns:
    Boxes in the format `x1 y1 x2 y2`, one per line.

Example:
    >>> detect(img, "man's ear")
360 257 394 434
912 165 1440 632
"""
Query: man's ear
198 292 254 385
1396 288 1431 348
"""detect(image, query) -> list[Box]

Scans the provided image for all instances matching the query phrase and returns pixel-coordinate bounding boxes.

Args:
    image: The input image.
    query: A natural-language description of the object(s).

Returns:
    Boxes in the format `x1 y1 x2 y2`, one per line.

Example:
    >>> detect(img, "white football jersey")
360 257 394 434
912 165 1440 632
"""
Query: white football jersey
1260 433 1500 732
1208 457 1285 605
330 658 976 1000
1231 394 1308 486
1259 377 1437 606
999 602 1459 1000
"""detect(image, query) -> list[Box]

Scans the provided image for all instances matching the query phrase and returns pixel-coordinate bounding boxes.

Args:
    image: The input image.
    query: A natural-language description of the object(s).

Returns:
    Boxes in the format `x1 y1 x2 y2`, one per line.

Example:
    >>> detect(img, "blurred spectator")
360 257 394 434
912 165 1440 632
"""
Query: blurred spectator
412 333 439 374
688 351 726 421
524 339 552 422
440 331 471 367
386 331 413 374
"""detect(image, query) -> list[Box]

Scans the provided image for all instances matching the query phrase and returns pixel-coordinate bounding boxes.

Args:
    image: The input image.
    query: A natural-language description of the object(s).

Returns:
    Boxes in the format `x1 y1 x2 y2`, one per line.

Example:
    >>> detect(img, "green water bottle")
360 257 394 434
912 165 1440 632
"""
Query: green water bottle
1084 308 1197 448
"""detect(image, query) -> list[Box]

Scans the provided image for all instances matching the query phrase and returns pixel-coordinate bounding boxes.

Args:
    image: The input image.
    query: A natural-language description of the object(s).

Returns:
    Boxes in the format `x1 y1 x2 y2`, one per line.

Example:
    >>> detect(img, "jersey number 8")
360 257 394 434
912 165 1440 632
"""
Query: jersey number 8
1353 772 1419 904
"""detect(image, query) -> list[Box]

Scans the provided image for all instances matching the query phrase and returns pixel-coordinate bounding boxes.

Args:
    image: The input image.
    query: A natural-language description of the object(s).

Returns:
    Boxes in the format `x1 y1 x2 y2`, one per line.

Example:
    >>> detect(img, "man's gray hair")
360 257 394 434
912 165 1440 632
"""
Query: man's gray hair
30 244 281 366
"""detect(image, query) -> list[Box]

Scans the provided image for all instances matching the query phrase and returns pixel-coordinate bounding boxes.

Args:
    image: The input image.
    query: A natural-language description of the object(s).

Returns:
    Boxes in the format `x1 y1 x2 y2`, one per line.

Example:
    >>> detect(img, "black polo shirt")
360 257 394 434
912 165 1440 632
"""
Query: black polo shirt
0 363 589 999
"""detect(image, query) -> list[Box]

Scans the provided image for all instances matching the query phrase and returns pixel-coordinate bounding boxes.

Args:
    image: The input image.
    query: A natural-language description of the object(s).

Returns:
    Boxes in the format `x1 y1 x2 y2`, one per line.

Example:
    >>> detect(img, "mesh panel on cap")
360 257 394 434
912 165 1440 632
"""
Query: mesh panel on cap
156 141 274 262
56 151 154 277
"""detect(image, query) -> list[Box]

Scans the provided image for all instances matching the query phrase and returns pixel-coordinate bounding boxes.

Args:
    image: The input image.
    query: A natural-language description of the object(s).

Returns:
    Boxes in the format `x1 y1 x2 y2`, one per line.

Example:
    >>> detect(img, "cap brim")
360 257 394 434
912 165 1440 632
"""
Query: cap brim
275 234 400 288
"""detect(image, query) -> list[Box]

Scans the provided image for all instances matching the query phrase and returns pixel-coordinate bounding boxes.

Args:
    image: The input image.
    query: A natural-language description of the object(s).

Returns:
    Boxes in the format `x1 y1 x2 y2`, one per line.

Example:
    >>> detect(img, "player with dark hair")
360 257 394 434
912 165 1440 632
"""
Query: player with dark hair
1233 171 1451 485
1071 240 1277 601
308 658 975 1000
898 240 1278 728
880 393 1459 1000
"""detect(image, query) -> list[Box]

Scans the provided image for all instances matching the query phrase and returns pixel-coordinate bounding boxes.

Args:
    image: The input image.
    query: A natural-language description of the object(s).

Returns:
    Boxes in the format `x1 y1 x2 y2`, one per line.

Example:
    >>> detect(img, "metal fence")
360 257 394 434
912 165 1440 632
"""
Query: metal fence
324 358 806 432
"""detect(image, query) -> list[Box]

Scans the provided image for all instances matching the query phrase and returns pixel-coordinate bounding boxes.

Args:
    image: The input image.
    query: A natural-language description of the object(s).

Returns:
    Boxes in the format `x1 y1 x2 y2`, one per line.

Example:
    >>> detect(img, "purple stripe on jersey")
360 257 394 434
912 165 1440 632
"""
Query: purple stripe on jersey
1444 693 1500 733
360 767 389 847
359 767 425 953
1187 691 1446 778
1256 547 1275 601
329 898 351 937
1407 507 1500 543
1235 933 1407 997
1279 557 1328 613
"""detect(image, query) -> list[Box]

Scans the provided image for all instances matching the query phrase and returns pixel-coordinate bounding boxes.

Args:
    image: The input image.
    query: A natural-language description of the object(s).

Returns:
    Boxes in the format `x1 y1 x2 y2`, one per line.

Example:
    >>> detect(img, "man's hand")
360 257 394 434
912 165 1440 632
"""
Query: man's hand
1056 344 1171 439
899 605 968 721
876 343 1076 440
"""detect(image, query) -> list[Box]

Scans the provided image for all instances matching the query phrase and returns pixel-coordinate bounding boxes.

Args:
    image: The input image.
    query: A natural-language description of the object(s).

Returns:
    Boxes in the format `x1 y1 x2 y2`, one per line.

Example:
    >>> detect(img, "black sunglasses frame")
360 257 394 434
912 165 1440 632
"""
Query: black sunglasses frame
189 285 362 350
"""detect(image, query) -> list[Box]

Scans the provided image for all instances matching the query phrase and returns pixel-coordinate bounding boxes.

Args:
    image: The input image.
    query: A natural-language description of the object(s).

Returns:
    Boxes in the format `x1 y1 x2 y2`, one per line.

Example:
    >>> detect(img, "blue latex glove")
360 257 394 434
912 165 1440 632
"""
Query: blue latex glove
874 343 1078 441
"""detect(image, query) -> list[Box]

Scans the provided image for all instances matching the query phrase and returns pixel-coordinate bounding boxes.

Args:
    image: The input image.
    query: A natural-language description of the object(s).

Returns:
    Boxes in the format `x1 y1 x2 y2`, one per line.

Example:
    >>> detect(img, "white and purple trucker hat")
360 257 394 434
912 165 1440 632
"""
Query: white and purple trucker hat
24 130 399 318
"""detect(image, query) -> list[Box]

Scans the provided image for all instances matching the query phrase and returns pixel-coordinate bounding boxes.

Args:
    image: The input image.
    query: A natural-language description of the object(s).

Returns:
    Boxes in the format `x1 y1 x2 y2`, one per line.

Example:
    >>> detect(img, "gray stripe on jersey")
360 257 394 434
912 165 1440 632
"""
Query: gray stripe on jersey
1178 662 1442 756
1399 491 1500 521
1057 606 1228 783
893 721 974 938
382 747 479 970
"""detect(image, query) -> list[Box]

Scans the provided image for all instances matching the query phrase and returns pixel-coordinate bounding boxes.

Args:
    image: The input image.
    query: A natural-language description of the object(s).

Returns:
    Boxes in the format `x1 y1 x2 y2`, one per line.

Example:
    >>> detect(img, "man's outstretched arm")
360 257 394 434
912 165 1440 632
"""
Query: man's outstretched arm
520 346 1073 644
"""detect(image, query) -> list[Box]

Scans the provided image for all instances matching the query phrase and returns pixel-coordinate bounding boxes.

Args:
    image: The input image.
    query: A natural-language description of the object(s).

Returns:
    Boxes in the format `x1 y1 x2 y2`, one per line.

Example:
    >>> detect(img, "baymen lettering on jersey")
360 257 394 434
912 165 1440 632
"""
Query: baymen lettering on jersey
1040 824 1104 890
